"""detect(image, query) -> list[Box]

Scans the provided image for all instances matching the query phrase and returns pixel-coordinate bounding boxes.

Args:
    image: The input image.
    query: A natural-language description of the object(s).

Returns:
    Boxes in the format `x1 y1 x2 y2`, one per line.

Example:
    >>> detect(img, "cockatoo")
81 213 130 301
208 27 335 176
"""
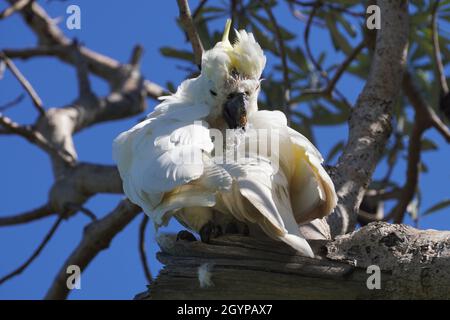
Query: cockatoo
113 20 337 258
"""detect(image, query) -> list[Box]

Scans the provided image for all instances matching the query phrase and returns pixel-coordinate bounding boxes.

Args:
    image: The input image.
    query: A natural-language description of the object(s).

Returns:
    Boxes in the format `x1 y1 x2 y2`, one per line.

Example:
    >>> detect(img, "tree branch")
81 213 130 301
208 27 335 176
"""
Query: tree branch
431 0 449 95
44 200 141 300
327 0 409 236
0 52 45 115
139 215 153 284
0 113 75 165
260 0 291 122
0 0 29 20
0 216 63 285
140 222 450 299
176 0 204 67
0 203 54 227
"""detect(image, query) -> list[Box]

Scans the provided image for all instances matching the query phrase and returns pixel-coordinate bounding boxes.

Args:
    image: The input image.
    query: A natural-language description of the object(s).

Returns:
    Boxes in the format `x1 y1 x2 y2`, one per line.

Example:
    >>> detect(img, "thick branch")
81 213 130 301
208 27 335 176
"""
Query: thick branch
328 0 409 236
140 222 450 299
431 0 449 95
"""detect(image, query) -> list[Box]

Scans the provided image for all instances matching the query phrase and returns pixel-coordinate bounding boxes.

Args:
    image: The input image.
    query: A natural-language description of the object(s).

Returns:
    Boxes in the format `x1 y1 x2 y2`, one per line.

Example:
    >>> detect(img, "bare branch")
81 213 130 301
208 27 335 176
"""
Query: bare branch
431 0 449 95
391 117 424 224
138 215 153 284
176 0 204 67
0 203 55 227
302 40 365 97
44 200 141 300
303 3 324 74
259 0 291 122
403 71 450 143
0 52 45 115
192 0 208 20
388 71 450 223
0 216 63 285
0 113 75 165
70 41 93 99
9 2 165 99
0 93 25 112
0 0 29 20
129 44 144 69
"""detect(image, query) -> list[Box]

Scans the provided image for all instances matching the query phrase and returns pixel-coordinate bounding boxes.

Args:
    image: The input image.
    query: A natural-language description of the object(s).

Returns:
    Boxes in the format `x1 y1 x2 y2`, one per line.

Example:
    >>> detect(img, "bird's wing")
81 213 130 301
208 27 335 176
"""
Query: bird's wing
247 109 337 224
113 101 230 224
233 157 315 258
288 127 338 224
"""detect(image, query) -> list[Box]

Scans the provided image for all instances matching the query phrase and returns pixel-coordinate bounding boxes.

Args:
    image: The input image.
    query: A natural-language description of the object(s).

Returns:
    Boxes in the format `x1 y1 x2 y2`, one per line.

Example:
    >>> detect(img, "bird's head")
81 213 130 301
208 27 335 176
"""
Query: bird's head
200 19 266 129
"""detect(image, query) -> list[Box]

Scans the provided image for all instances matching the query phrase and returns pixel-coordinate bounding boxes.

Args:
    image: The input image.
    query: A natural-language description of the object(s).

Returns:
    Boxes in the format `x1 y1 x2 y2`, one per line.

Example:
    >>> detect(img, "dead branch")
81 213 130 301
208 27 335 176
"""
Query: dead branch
0 113 75 165
139 215 153 284
0 203 54 227
44 200 141 300
176 0 204 67
0 52 45 115
0 0 29 19
0 216 63 285
259 0 291 122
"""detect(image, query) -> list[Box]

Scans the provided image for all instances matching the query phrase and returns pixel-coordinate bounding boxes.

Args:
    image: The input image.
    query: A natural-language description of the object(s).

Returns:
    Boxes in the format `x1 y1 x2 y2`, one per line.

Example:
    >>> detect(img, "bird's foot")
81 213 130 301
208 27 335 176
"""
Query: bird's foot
225 221 250 236
199 221 223 243
176 230 197 242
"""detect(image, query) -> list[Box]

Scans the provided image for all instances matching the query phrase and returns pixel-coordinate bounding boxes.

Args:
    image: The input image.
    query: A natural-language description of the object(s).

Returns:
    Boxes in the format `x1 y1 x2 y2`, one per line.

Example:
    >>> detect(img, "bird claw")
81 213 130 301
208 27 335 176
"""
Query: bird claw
176 230 197 242
199 222 223 243
225 221 250 236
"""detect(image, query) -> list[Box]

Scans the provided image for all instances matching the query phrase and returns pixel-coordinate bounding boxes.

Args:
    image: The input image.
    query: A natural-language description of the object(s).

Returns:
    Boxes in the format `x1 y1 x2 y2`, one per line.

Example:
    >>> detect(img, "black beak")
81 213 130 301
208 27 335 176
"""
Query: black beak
223 92 247 129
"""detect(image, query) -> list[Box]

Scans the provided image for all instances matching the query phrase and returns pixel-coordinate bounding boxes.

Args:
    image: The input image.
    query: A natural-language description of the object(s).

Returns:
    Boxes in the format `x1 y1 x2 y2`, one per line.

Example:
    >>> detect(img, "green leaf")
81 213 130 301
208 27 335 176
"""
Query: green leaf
160 47 194 62
325 13 353 55
421 138 438 151
250 14 296 41
422 199 450 216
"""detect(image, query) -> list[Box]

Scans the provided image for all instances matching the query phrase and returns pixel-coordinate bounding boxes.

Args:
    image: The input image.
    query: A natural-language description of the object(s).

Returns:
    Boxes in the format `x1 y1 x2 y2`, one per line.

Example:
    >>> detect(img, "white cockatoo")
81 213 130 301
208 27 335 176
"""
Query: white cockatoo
113 20 337 257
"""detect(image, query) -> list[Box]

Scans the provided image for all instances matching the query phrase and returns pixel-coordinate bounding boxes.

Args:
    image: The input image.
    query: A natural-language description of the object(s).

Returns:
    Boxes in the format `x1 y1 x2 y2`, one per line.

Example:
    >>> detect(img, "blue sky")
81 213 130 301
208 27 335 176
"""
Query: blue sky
0 0 449 299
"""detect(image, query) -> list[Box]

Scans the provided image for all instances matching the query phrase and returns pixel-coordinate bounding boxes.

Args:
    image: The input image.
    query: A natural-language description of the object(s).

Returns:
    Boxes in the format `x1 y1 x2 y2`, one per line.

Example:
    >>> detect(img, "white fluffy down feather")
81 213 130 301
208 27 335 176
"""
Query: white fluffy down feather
113 20 337 258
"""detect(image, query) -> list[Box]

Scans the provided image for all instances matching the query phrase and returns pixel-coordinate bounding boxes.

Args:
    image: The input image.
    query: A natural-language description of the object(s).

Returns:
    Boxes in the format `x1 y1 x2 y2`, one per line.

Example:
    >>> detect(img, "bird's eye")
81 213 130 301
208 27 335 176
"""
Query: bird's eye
245 91 251 96
209 90 217 96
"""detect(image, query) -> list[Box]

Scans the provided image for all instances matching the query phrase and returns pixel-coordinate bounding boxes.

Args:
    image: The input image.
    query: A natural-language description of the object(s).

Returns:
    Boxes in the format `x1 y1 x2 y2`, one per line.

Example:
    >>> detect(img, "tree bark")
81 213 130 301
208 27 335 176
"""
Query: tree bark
137 222 450 299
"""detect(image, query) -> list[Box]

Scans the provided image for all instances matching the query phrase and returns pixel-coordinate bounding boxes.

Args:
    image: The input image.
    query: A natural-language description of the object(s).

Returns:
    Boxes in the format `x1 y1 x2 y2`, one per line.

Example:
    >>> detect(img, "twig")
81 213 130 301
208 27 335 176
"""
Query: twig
302 40 365 96
176 0 204 68
431 0 449 95
70 40 93 99
129 44 144 68
0 113 75 165
0 0 30 20
403 71 450 143
192 0 208 20
391 117 424 224
0 203 55 227
259 0 291 122
138 215 153 284
0 93 25 112
0 52 45 116
303 3 324 74
388 71 450 223
44 200 141 300
0 216 63 285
